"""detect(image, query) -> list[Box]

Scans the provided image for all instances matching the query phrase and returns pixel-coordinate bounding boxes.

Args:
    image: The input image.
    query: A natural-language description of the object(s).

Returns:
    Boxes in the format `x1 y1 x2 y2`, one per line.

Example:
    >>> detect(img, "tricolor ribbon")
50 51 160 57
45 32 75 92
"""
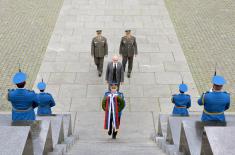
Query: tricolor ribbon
104 93 119 130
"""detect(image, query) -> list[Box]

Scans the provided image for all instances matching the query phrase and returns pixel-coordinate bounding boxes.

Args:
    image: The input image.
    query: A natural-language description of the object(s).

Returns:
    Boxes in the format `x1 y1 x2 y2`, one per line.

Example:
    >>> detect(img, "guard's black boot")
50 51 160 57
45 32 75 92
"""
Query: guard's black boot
108 130 112 135
112 130 117 139
108 126 112 135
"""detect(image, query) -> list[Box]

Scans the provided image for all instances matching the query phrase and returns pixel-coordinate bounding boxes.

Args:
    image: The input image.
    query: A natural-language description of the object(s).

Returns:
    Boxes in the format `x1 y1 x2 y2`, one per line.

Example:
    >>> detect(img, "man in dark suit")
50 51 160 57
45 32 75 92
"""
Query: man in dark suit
105 55 124 90
119 30 138 78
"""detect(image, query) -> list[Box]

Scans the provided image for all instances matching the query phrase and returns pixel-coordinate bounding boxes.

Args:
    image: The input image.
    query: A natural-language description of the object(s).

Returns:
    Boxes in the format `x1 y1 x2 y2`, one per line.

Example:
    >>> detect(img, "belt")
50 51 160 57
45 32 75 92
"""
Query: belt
175 106 187 108
12 107 33 112
203 109 224 115
39 105 50 108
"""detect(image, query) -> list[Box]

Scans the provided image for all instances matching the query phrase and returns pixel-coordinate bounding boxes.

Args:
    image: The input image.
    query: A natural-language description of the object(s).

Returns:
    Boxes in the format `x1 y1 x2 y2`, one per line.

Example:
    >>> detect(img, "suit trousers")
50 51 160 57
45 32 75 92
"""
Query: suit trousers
94 57 104 73
122 56 133 73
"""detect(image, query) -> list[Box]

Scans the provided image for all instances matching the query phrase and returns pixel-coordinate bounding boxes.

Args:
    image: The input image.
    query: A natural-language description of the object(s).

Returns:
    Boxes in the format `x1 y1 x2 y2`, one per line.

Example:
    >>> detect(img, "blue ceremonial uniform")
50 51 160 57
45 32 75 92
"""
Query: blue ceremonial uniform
104 91 126 116
37 93 55 115
171 83 191 116
198 91 230 121
8 89 38 121
198 75 230 122
172 93 191 116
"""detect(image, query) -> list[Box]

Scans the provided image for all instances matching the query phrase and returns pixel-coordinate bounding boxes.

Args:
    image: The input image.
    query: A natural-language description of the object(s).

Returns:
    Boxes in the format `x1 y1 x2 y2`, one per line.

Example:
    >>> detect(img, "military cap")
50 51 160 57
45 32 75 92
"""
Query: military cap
125 30 131 32
179 84 188 92
13 72 27 84
110 82 118 86
212 75 226 85
37 81 46 90
96 30 102 33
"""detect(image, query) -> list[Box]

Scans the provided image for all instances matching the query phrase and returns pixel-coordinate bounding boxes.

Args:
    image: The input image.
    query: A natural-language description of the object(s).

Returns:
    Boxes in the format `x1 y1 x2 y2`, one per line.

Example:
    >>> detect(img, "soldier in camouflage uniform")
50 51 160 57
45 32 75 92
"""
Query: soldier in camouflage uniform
91 30 108 77
119 30 138 78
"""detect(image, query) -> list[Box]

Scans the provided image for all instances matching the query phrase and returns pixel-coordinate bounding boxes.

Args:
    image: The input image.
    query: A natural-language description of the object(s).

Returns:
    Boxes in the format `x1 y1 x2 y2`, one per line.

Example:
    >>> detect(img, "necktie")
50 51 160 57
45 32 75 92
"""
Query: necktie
113 63 117 82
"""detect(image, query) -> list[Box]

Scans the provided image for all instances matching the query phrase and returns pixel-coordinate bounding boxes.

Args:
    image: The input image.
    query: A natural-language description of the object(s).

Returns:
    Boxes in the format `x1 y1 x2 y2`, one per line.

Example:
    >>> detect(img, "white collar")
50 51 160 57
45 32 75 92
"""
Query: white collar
108 92 118 96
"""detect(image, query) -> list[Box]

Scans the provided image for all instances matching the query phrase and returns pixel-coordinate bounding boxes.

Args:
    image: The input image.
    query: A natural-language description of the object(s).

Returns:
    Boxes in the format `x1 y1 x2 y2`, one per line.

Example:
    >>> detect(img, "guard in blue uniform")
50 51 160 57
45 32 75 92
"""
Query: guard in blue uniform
36 80 56 116
8 70 38 121
171 83 191 116
102 83 126 139
198 75 230 122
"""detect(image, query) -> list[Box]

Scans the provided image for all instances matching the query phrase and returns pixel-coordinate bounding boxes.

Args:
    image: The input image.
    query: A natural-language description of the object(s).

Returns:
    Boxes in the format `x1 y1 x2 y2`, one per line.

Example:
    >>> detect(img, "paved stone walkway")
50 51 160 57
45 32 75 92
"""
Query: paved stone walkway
0 0 63 110
165 0 235 110
33 0 201 154
34 0 201 113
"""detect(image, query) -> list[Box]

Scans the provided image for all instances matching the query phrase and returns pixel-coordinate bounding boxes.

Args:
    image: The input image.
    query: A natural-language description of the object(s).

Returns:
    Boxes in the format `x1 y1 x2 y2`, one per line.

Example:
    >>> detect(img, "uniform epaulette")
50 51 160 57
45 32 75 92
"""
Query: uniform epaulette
118 92 123 95
8 89 15 92
27 89 33 92
185 94 190 96
104 91 110 96
172 94 177 96
223 91 229 94
204 91 209 94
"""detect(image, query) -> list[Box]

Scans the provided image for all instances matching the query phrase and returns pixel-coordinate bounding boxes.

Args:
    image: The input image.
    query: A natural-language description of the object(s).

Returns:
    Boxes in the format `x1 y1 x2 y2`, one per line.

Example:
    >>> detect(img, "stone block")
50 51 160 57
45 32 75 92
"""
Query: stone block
0 126 33 155
86 85 107 97
156 72 182 84
130 73 156 85
37 115 64 147
59 84 87 98
48 73 76 84
130 97 159 112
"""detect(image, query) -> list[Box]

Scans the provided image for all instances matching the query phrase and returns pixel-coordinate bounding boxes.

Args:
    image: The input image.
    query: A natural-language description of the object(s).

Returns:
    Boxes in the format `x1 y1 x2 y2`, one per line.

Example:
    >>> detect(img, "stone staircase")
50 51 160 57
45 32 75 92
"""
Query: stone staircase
31 0 203 154
66 112 166 155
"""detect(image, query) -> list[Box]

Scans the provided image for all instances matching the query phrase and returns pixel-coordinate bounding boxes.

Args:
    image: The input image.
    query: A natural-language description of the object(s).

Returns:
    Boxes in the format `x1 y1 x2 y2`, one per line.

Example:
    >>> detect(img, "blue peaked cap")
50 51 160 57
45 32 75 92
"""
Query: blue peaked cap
179 84 188 92
37 82 46 90
110 82 118 85
13 72 27 84
212 75 226 85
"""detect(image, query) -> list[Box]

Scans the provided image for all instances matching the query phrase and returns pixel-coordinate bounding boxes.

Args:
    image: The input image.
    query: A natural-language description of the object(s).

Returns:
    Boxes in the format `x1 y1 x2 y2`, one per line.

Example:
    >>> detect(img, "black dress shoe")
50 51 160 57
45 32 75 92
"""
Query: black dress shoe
98 72 102 77
127 72 131 78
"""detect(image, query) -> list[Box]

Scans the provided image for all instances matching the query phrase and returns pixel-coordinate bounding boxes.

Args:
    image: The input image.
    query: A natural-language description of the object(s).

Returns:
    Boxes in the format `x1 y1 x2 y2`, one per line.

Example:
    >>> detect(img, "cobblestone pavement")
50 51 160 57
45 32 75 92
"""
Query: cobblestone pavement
0 0 63 110
165 0 235 110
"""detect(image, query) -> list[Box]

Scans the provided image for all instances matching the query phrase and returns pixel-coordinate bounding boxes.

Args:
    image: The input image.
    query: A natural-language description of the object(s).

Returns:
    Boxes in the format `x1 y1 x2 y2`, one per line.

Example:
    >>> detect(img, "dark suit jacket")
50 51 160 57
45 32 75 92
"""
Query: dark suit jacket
105 62 124 83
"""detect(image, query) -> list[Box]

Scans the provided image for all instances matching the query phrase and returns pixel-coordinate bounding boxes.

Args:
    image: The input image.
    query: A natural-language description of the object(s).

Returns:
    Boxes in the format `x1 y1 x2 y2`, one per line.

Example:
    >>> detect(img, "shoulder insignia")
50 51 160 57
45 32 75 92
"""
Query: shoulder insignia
104 91 110 96
28 90 35 93
118 92 123 95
